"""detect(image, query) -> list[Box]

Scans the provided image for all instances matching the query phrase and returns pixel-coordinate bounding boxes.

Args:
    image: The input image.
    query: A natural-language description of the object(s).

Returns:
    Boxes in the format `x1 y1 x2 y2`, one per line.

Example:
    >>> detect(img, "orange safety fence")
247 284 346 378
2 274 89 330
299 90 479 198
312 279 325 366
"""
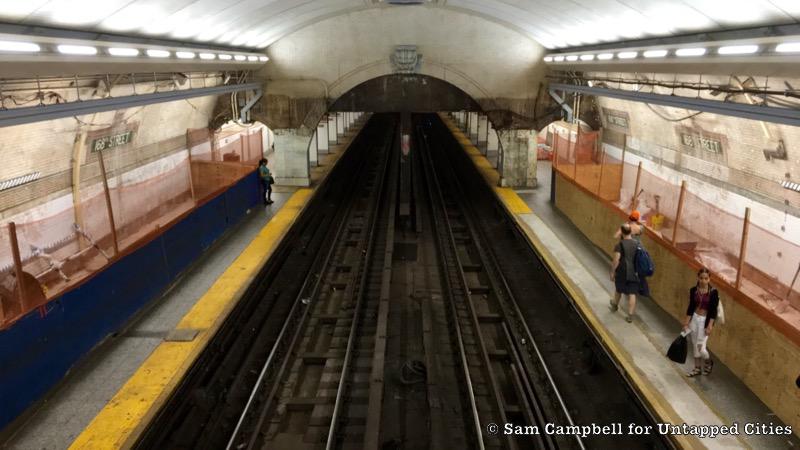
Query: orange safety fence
0 127 263 329
553 128 800 325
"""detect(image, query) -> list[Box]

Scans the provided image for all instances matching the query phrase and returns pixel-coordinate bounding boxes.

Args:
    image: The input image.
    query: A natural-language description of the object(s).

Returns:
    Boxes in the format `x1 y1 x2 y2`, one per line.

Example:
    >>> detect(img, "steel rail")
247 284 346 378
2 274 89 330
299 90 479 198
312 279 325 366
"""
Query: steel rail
421 129 518 450
435 119 586 450
363 132 400 449
417 126 488 450
325 131 395 450
225 123 377 450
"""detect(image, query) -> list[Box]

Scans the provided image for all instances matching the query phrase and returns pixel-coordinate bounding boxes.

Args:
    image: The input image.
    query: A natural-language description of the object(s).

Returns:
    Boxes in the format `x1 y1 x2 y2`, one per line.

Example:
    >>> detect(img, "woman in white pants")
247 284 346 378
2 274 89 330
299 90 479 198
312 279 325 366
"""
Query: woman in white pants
682 268 719 377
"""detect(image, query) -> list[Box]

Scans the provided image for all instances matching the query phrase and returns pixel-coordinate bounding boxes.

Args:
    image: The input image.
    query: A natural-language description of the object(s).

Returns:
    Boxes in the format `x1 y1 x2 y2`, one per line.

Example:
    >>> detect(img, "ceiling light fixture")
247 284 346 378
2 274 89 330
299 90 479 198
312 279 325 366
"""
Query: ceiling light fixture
0 41 40 52
146 49 170 58
234 55 247 61
566 55 578 61
553 55 565 62
57 45 97 55
643 49 668 58
176 51 196 59
580 54 595 61
199 53 216 60
775 42 800 53
108 47 139 57
718 45 758 55
247 55 258 62
543 56 553 62
258 56 269 62
675 47 706 57
218 54 232 60
597 53 614 60
617 51 638 59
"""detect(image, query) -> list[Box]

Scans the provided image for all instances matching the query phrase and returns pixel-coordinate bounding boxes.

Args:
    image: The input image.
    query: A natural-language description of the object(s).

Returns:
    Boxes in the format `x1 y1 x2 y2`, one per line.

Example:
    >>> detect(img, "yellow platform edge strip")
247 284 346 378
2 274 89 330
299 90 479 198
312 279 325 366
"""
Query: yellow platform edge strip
439 113 701 449
70 189 312 450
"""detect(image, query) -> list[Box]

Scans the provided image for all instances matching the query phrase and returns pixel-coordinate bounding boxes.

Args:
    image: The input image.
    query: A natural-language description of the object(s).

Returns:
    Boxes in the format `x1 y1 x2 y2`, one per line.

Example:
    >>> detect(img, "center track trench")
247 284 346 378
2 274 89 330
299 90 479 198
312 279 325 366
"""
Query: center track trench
137 113 674 450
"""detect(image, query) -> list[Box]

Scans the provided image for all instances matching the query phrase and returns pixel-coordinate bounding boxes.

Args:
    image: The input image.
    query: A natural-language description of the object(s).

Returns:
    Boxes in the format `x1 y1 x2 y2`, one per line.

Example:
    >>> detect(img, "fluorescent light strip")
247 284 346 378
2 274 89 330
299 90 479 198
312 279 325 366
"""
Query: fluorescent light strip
565 55 578 61
108 47 139 57
579 54 595 61
718 45 758 55
597 53 614 60
675 47 706 57
775 42 800 53
643 49 668 58
553 55 565 62
0 41 40 52
247 55 258 61
234 55 246 61
258 56 269 62
617 51 637 59
146 49 170 58
57 45 97 55
176 51 196 59
199 53 216 60
543 56 553 62
218 54 232 60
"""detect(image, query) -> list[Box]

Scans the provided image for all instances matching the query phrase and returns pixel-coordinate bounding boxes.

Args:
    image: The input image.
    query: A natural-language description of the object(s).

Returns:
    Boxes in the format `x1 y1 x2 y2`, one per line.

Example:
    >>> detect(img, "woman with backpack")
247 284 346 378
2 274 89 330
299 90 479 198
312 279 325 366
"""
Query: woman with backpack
683 267 719 377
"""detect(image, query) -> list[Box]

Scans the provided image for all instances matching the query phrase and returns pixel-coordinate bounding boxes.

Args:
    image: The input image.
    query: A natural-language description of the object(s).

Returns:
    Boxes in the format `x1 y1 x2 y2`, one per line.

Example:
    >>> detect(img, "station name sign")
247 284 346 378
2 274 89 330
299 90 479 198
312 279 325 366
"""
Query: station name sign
602 107 629 132
680 133 723 154
91 131 134 153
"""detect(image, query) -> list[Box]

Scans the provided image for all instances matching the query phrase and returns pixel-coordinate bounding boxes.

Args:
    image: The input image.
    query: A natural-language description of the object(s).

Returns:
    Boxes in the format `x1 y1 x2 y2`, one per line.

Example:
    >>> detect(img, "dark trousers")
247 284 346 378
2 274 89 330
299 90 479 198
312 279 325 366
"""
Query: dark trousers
260 179 272 203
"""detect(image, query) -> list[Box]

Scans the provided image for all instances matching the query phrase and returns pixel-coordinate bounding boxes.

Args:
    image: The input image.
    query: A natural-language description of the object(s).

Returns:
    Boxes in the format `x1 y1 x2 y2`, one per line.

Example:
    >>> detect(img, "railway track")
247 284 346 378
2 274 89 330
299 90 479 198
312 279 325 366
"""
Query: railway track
416 119 581 450
138 113 672 450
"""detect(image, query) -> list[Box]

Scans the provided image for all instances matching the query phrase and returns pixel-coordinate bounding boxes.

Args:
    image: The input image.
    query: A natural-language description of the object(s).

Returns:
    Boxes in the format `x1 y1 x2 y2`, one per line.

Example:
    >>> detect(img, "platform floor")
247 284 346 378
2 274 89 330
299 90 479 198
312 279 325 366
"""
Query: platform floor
0 122 367 450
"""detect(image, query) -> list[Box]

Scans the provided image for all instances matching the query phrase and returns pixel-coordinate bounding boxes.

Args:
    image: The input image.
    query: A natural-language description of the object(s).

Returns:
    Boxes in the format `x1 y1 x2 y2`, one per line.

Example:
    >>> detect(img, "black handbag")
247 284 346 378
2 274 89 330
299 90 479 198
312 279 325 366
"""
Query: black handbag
666 334 688 364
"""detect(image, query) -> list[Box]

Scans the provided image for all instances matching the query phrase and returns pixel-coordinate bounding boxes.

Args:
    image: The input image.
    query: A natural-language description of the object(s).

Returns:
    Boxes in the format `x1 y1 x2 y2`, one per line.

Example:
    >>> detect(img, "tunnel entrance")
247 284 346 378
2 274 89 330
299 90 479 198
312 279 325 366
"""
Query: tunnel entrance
330 74 480 113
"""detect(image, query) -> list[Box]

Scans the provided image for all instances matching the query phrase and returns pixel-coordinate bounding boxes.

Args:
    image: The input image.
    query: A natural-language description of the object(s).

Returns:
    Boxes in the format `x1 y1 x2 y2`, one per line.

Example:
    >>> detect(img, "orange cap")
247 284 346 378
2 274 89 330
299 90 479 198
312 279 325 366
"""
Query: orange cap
629 210 641 221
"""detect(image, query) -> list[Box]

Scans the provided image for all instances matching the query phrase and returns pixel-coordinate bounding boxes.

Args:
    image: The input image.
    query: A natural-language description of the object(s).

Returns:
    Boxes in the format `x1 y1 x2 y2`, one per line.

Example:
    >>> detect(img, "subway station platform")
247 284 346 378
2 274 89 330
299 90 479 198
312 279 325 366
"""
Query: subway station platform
440 114 799 450
2 114 796 450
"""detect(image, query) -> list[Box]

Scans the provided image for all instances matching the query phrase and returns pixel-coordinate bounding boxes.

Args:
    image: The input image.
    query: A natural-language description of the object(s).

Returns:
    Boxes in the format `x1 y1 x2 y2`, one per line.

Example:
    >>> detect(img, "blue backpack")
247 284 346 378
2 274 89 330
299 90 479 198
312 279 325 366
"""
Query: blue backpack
635 243 655 277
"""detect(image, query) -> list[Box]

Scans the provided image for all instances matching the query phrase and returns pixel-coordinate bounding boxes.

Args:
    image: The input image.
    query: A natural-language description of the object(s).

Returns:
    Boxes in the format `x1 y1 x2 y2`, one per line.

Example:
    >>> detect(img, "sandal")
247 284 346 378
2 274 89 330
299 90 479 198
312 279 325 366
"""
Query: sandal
703 358 714 376
686 367 702 377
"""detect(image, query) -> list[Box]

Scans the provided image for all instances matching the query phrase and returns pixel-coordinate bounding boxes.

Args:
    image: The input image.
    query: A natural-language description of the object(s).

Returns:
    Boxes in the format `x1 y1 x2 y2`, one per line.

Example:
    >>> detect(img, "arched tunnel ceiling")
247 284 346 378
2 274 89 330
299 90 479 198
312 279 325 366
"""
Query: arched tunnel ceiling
1 0 799 50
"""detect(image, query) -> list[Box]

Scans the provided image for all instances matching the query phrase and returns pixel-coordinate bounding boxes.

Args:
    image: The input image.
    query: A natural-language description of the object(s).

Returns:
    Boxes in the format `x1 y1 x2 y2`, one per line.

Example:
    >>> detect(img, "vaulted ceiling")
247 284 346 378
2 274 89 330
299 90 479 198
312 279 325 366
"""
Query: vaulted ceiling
1 0 799 50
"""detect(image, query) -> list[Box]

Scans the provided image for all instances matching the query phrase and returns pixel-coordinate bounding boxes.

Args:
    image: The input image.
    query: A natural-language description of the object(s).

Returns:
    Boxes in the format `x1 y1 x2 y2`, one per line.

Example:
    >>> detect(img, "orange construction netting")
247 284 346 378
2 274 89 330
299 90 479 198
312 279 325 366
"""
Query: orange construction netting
0 127 263 329
553 129 800 322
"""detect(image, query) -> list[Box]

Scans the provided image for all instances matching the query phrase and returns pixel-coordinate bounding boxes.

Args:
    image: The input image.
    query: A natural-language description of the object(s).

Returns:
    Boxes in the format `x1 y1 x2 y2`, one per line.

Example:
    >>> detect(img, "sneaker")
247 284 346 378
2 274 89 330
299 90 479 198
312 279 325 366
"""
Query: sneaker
625 314 633 323
609 300 618 312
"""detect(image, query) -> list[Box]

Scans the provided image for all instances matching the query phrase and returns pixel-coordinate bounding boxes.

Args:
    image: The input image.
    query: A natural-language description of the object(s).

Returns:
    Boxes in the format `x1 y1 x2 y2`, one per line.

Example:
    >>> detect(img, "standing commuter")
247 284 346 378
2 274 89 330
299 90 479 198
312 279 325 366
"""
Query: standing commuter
614 210 650 297
610 223 639 322
683 268 718 377
258 158 274 205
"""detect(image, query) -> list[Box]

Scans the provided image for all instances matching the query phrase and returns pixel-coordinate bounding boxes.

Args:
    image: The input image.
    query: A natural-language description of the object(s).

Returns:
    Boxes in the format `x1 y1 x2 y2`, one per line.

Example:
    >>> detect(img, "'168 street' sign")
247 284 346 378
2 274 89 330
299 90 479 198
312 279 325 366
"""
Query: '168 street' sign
91 131 134 153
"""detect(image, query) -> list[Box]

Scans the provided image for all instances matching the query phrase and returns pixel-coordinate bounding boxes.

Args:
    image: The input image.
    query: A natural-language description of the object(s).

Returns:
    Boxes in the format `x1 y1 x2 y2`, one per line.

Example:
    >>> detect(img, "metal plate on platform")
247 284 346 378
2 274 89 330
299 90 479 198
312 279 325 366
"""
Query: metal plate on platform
164 328 201 342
